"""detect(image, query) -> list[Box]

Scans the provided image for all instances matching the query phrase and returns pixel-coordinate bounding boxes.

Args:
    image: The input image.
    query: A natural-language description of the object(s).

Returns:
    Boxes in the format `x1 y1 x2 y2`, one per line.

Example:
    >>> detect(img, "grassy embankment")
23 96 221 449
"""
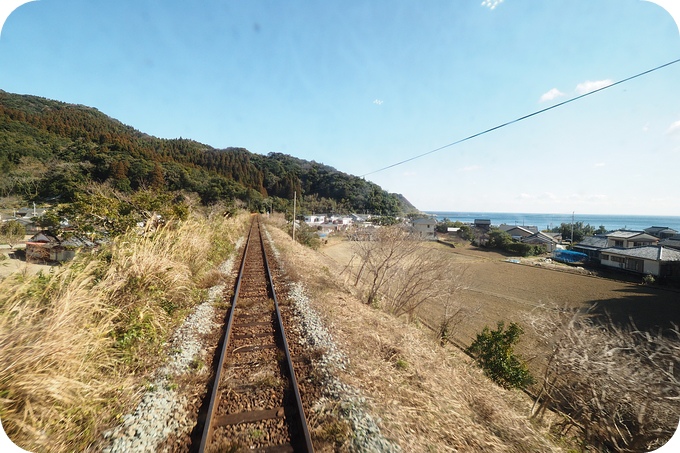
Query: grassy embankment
0 208 249 452
264 215 567 452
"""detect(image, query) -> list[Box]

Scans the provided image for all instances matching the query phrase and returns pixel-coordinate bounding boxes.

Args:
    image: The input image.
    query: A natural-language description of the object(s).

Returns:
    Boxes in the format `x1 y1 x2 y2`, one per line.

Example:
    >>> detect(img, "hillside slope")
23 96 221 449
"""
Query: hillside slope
0 90 416 215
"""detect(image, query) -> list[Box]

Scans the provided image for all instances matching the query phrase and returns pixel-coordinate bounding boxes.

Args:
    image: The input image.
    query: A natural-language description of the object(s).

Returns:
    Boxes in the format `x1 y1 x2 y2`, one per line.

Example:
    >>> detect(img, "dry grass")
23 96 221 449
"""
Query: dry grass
264 216 563 452
0 208 249 452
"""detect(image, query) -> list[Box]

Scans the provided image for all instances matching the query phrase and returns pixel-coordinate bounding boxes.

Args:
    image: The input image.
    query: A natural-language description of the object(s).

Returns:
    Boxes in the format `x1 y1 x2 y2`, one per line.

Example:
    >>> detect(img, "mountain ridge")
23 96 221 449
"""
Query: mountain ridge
0 90 417 215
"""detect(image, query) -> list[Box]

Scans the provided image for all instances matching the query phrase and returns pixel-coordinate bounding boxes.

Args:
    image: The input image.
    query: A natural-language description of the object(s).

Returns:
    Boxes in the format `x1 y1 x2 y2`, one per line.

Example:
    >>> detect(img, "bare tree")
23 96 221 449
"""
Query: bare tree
347 226 461 320
437 267 472 346
528 306 680 452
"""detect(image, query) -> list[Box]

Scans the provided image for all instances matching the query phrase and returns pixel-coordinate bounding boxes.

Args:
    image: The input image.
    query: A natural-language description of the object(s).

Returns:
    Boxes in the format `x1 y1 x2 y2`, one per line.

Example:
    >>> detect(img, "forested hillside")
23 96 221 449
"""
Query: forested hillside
0 90 415 215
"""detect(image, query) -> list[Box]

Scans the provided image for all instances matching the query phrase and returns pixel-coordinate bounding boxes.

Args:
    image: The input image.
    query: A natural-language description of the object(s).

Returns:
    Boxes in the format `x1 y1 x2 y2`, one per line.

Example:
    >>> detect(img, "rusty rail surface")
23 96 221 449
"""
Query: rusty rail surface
198 216 314 452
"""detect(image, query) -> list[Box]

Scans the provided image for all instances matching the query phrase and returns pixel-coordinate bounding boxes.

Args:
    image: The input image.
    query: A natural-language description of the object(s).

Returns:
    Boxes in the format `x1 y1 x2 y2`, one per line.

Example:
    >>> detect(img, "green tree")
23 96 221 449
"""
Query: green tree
371 215 399 226
595 224 607 234
0 220 26 249
487 229 512 249
465 321 534 389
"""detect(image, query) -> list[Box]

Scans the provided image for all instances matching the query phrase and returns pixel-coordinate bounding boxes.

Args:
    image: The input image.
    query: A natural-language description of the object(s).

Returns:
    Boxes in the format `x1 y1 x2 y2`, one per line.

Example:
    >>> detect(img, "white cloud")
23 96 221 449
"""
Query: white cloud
481 0 504 10
460 165 481 172
373 99 383 105
594 162 606 167
539 88 566 103
575 79 613 95
667 120 680 134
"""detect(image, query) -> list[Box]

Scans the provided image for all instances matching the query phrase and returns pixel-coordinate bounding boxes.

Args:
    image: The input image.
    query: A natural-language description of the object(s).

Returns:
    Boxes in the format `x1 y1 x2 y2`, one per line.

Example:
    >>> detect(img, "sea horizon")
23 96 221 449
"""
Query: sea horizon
424 211 680 233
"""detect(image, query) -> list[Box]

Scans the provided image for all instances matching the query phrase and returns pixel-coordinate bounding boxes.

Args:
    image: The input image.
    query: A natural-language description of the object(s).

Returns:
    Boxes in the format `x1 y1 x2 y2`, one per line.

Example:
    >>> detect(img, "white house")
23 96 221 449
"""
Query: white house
329 215 352 225
599 245 680 277
604 230 659 248
303 214 326 225
411 218 436 239
500 225 535 240
522 231 560 252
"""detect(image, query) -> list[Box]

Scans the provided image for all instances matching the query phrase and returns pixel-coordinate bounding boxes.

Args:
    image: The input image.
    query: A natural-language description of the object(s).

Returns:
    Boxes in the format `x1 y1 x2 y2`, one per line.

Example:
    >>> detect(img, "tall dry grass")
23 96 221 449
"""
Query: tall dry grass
0 209 248 452
264 219 564 452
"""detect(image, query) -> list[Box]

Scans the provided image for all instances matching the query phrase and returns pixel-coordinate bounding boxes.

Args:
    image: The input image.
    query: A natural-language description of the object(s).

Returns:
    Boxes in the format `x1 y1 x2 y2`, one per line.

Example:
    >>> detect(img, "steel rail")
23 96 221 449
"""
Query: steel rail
197 216 314 452
197 219 255 452
259 220 315 452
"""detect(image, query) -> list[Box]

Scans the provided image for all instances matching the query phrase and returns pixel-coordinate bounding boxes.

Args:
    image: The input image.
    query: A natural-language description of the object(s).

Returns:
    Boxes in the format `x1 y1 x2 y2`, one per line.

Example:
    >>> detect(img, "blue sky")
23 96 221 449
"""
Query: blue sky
1 0 679 216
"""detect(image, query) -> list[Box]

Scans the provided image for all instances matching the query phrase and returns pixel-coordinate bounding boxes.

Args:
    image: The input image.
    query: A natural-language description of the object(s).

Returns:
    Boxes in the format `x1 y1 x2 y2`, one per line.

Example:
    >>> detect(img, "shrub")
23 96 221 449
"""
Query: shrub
289 223 321 250
465 321 534 389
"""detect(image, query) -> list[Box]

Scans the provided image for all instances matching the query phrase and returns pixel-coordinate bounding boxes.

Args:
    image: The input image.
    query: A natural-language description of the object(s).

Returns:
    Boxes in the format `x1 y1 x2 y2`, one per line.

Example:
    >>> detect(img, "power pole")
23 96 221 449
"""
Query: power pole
292 191 296 242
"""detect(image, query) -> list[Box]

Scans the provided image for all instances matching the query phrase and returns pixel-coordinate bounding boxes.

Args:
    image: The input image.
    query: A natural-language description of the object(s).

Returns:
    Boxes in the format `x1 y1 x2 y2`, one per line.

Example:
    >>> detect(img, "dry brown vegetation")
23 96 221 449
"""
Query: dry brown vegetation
0 207 249 452
529 309 680 452
346 227 458 319
321 228 680 451
265 216 564 452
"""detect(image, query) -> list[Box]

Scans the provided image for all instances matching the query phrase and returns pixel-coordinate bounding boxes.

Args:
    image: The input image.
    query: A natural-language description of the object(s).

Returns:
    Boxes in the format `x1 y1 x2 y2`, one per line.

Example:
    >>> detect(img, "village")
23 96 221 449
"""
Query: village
301 213 680 283
2 207 680 285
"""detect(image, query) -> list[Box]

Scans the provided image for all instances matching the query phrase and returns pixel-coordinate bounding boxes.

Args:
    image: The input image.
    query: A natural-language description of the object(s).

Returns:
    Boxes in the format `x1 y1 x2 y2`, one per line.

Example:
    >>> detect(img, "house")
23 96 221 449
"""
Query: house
329 215 352 225
474 219 491 231
15 205 47 219
660 235 680 251
599 245 680 277
644 226 679 239
411 217 436 239
303 214 326 225
14 217 40 234
604 230 659 248
573 235 609 262
0 216 40 235
573 230 660 264
500 225 535 240
25 231 95 263
498 224 539 235
522 231 561 252
25 232 60 262
543 232 563 242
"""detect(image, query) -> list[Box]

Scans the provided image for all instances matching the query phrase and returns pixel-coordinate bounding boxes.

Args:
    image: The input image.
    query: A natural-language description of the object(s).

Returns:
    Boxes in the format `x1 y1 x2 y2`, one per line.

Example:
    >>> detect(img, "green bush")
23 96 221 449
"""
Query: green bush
289 223 321 250
642 274 655 285
465 321 534 389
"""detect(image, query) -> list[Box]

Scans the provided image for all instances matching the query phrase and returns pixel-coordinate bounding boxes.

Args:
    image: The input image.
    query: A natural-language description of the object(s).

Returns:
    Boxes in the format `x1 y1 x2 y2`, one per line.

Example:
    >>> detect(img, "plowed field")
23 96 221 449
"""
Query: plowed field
321 237 680 375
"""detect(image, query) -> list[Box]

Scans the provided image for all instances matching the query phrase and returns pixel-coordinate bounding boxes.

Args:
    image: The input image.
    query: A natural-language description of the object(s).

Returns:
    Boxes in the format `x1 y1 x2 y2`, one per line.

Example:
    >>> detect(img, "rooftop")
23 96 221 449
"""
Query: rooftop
601 246 680 262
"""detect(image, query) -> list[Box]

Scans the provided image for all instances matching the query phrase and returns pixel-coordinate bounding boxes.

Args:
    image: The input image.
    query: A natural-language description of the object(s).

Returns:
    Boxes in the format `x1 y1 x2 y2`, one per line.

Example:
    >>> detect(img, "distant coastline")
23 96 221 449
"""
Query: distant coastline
424 211 680 233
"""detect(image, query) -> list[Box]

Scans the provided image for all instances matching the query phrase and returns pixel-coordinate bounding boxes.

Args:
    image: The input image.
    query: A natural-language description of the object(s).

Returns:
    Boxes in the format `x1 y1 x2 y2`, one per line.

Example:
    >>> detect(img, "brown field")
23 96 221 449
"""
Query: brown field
321 236 680 377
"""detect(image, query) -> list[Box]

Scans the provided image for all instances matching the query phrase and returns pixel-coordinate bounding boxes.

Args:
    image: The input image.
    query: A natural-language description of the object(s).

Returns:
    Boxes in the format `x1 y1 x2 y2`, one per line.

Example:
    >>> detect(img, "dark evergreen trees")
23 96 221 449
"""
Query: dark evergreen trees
0 90 414 215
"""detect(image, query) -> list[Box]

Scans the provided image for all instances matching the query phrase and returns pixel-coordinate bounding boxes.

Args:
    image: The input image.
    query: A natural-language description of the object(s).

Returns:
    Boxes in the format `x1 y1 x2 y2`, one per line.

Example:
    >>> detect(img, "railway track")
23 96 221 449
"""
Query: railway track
197 216 314 452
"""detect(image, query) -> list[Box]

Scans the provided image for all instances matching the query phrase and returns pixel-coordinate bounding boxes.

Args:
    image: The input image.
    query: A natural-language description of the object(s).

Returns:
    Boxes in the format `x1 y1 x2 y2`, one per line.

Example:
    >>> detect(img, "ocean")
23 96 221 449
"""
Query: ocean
424 211 680 233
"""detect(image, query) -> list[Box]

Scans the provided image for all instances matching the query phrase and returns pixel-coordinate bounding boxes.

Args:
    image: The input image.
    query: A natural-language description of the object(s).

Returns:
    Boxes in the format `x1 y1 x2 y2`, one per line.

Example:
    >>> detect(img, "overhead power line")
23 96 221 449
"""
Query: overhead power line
360 57 680 178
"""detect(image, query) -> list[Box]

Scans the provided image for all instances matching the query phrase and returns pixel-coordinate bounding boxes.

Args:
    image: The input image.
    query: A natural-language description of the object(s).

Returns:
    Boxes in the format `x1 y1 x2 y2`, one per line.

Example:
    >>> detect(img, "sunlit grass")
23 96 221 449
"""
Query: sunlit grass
0 208 249 452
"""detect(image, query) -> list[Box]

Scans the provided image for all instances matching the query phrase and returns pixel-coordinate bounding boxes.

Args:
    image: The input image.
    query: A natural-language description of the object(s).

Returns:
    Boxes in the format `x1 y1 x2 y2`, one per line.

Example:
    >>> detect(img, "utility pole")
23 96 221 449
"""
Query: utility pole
292 191 296 242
